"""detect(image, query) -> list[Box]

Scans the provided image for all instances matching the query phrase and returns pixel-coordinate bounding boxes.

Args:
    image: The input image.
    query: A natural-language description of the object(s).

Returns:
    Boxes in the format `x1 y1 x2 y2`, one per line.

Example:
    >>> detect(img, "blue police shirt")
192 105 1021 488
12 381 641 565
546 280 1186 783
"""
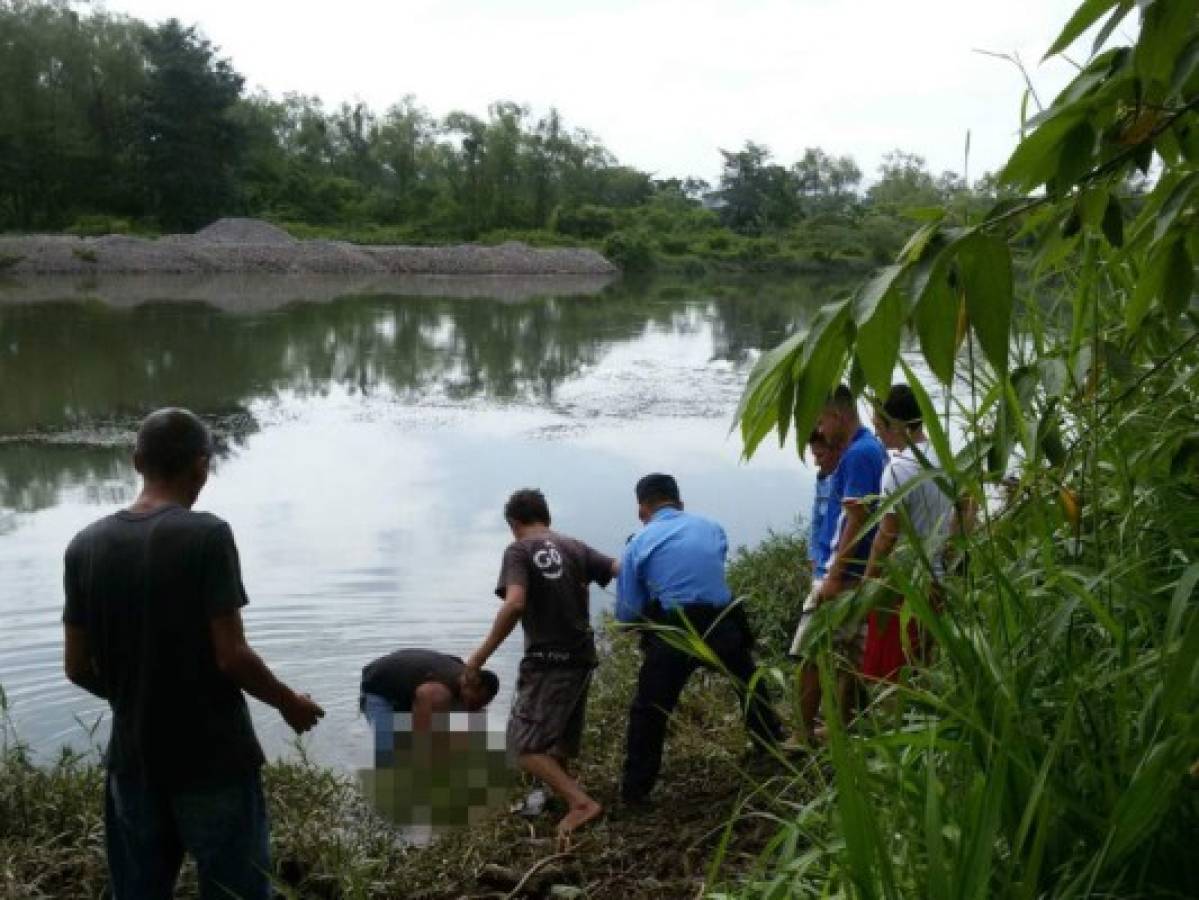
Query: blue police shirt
829 426 888 579
615 507 732 622
809 472 837 577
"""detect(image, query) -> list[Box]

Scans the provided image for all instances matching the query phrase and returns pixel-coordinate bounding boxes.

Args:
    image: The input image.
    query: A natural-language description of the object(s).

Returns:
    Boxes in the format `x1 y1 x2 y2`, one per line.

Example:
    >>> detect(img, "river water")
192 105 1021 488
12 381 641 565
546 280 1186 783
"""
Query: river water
0 272 852 770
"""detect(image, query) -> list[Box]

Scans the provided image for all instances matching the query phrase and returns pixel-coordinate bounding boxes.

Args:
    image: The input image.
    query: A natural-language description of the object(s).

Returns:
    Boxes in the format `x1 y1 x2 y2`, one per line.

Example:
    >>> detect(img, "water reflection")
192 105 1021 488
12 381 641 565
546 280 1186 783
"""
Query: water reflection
0 275 848 434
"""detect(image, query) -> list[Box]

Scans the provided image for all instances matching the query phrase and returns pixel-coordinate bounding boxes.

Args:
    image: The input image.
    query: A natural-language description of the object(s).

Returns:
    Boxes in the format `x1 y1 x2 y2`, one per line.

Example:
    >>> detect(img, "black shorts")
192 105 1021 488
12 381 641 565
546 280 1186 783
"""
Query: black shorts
507 659 593 759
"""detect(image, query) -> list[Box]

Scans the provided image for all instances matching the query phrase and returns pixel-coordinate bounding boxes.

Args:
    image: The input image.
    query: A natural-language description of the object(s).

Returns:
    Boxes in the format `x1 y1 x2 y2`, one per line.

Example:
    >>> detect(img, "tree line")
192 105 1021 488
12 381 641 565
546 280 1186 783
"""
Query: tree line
1 0 1002 268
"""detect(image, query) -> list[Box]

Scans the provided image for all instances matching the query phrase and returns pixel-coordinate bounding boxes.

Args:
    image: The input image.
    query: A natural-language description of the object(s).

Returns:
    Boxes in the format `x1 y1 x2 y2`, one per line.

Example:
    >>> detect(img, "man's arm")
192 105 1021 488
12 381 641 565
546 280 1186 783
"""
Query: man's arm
210 610 324 734
863 511 900 581
463 584 526 676
412 681 455 732
63 625 106 699
614 544 647 623
819 501 868 600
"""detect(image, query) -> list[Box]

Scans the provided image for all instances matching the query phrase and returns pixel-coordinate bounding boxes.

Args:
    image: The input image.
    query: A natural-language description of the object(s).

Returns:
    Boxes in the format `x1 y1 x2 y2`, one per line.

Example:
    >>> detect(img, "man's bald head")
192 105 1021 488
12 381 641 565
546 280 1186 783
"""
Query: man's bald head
134 408 212 483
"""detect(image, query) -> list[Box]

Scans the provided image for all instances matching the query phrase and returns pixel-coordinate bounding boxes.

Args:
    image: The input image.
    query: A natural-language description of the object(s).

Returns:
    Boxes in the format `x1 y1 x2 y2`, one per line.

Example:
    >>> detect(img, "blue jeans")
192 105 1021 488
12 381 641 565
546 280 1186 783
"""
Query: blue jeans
104 769 270 900
361 691 396 764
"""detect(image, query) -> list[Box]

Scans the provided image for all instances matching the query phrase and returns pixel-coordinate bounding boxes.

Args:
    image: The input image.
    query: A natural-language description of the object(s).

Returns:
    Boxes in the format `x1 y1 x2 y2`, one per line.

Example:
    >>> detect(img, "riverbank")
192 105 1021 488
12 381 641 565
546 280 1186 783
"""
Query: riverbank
1 615 806 900
0 219 618 278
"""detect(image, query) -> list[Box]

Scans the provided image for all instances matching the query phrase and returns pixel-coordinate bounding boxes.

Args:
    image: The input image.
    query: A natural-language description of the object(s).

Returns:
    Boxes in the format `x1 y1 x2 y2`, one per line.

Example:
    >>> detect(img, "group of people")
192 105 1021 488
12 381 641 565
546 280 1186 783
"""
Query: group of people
791 382 955 740
61 380 953 898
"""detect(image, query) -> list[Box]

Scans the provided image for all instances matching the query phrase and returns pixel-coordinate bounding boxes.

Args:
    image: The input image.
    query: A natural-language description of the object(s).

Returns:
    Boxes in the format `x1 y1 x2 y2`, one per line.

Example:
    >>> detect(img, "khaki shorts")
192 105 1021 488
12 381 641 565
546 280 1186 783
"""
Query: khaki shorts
506 660 592 759
789 578 867 667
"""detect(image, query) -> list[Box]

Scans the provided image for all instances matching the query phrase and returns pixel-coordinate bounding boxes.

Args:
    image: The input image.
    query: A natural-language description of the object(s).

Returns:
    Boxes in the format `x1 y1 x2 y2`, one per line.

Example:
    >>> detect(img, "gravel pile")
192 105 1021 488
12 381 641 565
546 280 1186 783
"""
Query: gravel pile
0 219 618 276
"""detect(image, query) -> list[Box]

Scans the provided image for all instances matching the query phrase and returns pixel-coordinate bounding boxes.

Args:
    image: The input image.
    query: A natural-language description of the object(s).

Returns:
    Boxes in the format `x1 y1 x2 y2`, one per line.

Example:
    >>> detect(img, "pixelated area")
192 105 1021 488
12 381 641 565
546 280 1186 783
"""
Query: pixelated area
357 711 512 833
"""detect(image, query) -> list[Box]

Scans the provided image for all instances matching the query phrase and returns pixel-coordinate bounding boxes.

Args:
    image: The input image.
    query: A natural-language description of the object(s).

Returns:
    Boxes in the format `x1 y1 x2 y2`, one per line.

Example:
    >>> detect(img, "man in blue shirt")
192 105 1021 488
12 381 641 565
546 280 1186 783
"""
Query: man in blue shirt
797 385 888 740
616 473 782 804
788 428 843 656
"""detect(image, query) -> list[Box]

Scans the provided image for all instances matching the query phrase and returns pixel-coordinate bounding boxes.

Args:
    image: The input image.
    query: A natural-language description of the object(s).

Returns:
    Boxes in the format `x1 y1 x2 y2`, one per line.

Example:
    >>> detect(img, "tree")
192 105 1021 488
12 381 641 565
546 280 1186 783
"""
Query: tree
792 147 862 213
717 141 801 234
866 149 941 211
139 18 245 229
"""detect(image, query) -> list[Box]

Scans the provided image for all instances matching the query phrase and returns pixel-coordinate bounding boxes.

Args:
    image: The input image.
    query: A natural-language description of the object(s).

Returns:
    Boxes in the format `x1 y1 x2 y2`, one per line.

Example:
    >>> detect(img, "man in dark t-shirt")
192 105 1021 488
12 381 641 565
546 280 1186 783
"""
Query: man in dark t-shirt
62 408 324 900
462 488 617 848
359 648 498 730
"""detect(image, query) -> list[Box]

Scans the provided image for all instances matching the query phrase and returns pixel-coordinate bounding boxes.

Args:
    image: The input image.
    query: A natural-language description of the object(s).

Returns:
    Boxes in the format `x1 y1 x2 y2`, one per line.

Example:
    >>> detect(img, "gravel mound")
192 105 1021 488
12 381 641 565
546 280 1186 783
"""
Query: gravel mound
0 219 617 276
193 218 297 245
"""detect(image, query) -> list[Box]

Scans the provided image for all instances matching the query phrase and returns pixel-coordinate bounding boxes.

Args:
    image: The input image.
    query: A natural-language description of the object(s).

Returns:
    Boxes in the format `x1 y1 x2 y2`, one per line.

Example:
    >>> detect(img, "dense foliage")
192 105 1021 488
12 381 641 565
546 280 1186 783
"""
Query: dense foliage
3 0 995 268
734 0 1199 896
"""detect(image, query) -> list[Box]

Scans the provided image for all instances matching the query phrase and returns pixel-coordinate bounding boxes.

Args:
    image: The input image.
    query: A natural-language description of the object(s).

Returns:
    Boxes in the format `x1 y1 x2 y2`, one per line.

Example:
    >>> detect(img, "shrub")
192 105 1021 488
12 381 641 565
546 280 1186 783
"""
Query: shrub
66 215 132 237
552 204 618 239
726 526 811 660
602 229 654 272
656 235 691 255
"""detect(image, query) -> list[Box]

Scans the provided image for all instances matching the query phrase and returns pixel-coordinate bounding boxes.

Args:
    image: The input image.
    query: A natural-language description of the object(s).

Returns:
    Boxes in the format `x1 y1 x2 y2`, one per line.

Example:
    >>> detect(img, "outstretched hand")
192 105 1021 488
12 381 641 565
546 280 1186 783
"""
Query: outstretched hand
282 692 325 734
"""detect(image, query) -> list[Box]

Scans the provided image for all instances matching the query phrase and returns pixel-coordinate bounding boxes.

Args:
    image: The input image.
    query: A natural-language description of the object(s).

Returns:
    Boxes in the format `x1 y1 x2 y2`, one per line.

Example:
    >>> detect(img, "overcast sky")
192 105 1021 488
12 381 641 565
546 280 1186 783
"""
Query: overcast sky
101 0 1094 184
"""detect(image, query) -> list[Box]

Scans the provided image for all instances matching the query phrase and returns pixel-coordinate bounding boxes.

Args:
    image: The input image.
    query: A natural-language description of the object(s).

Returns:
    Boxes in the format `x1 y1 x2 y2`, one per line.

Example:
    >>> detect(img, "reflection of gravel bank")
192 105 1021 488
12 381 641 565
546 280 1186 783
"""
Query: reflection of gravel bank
0 217 618 278
0 272 618 310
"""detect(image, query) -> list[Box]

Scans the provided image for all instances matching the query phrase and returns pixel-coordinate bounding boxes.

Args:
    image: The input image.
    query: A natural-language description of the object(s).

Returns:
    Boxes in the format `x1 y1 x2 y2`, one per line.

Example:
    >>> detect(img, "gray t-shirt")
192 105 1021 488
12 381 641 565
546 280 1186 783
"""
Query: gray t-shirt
63 504 265 788
496 531 614 666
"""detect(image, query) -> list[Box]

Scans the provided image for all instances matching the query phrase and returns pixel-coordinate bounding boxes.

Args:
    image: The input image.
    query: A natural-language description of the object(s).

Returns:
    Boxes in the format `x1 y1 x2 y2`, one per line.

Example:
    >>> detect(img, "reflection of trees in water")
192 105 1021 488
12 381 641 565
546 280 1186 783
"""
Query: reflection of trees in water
0 275 855 510
0 276 852 435
0 442 134 512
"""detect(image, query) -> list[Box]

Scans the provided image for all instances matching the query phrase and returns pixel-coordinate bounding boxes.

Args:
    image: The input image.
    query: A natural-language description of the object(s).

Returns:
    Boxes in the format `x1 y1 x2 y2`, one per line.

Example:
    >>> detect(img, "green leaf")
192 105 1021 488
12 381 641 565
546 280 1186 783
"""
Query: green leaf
1077 187 1108 229
792 303 853 453
1092 1 1133 56
1001 112 1084 190
957 232 1013 376
1169 34 1199 96
1127 235 1189 330
851 264 905 326
901 361 954 474
1102 194 1125 247
1136 0 1196 86
914 272 958 385
856 277 904 396
1057 121 1097 188
1161 239 1195 317
1044 0 1120 59
898 221 941 264
1170 433 1199 478
1153 172 1199 243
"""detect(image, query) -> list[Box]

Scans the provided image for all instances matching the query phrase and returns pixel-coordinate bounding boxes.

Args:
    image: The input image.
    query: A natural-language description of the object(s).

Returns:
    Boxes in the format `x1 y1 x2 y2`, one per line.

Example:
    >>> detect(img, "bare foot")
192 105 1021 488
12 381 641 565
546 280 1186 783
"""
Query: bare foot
555 799 603 850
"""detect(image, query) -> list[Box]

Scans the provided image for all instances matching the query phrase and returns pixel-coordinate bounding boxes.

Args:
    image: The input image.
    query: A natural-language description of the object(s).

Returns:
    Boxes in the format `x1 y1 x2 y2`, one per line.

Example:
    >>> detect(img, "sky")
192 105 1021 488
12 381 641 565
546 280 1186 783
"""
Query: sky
99 0 1097 185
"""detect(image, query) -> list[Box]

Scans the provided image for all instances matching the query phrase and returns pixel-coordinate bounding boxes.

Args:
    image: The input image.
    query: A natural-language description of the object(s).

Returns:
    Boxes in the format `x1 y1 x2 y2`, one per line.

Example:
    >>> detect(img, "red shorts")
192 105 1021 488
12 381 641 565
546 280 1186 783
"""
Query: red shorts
861 588 940 682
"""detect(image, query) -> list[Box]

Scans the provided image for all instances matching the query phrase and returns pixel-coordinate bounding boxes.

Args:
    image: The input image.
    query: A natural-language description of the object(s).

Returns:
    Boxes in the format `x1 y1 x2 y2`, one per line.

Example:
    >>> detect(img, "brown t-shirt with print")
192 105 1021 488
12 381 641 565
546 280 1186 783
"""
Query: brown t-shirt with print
495 531 614 666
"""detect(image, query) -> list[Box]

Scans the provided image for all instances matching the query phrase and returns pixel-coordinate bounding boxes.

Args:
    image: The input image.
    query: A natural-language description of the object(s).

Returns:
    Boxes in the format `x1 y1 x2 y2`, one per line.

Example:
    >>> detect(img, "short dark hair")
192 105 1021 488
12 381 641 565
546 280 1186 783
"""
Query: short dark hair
135 408 212 479
825 383 857 412
478 669 500 702
635 472 681 506
504 488 551 526
881 383 922 427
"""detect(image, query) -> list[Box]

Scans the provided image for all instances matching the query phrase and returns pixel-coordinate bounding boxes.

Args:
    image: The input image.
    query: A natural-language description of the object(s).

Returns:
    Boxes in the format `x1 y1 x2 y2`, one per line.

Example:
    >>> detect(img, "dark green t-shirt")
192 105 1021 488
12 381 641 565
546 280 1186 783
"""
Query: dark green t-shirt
63 504 265 788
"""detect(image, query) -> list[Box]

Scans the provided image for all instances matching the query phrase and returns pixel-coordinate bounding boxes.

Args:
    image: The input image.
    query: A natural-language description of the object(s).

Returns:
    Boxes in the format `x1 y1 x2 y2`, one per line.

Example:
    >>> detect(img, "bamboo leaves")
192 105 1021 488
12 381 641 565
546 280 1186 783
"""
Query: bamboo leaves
854 264 905 395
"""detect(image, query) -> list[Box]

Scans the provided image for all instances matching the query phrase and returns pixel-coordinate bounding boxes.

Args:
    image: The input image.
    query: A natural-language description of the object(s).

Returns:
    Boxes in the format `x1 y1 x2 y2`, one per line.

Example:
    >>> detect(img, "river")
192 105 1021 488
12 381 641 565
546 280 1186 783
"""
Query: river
0 272 852 770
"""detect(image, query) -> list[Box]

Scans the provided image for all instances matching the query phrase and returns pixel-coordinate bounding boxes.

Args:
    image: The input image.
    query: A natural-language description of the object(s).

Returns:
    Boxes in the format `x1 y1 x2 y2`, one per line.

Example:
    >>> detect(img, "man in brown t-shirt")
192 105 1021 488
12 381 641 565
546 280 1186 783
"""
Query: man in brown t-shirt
462 488 617 847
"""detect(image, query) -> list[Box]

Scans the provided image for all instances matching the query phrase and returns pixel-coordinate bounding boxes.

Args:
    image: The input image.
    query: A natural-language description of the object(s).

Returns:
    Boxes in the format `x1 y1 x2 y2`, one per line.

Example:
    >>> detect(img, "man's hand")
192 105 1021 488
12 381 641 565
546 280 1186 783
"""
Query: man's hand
459 664 482 693
281 692 324 734
817 574 843 603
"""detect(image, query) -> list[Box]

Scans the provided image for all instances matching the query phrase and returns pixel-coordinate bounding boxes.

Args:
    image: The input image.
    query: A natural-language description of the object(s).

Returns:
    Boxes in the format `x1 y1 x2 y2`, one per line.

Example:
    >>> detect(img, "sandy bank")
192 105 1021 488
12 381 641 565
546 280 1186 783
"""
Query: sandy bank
0 218 619 278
